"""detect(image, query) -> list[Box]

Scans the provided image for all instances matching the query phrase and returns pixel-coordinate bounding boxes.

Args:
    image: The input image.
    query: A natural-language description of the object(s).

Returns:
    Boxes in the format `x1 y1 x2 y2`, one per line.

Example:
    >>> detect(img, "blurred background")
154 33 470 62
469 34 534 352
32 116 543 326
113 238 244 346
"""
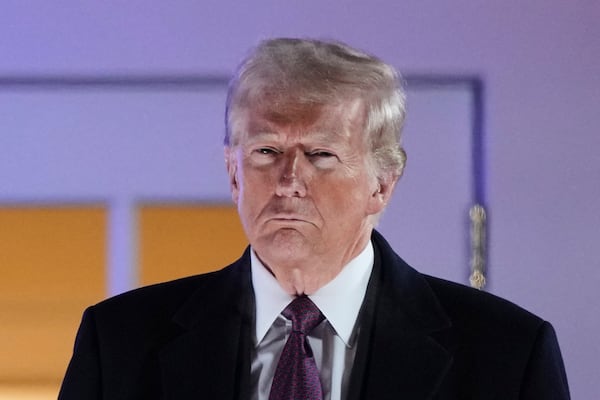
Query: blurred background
0 1 598 398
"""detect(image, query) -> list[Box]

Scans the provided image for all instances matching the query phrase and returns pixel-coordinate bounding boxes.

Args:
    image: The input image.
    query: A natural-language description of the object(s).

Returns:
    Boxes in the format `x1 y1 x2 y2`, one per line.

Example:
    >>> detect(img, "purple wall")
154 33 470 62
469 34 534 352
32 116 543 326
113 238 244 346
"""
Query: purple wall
2 1 598 397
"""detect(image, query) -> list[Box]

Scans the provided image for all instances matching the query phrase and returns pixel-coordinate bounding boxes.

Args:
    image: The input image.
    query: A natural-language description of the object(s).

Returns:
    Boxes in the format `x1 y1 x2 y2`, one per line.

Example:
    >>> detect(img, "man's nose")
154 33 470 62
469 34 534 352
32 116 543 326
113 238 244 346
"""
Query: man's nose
275 150 307 197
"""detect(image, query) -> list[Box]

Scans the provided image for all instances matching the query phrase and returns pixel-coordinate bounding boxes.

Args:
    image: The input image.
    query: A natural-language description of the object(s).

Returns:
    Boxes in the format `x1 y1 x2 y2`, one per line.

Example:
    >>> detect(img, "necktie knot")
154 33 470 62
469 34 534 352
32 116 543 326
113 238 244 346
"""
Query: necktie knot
282 295 324 334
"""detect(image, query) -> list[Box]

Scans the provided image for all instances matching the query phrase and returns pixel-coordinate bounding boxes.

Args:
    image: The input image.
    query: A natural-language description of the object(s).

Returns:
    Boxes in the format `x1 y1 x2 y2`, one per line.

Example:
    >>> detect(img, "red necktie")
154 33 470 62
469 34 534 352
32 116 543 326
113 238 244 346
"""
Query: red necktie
269 295 325 400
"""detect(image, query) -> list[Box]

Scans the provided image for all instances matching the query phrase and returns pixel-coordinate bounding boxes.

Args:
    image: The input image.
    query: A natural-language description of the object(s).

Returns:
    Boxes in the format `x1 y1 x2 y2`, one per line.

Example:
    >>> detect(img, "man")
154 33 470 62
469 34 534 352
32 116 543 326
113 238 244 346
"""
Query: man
59 38 570 399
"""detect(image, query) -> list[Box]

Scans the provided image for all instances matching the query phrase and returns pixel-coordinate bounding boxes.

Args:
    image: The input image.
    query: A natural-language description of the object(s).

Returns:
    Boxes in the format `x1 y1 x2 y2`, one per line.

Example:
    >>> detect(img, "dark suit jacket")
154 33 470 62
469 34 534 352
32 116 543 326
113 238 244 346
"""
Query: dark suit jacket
59 231 570 399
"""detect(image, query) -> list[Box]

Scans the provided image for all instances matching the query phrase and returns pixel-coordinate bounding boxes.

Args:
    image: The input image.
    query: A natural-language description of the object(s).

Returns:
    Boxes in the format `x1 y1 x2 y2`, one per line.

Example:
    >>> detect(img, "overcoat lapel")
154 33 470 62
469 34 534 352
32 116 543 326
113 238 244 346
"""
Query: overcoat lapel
158 250 254 400
356 231 454 400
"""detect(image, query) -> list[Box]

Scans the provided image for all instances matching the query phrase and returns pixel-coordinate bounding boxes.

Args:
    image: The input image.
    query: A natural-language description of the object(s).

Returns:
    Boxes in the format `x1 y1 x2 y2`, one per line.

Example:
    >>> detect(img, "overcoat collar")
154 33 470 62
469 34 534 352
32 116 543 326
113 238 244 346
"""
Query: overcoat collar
157 231 453 399
351 230 453 399
159 248 255 400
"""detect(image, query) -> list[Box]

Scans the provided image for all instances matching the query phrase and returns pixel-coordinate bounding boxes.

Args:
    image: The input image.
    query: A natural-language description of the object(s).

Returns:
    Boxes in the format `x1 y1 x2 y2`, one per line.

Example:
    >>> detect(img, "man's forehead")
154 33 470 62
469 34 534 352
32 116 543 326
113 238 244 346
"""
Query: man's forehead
240 100 365 141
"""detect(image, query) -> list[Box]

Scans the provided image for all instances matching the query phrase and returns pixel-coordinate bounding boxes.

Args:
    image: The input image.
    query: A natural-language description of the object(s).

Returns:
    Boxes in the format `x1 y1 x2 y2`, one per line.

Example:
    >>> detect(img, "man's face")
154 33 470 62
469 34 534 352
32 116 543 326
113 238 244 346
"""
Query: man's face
225 100 393 287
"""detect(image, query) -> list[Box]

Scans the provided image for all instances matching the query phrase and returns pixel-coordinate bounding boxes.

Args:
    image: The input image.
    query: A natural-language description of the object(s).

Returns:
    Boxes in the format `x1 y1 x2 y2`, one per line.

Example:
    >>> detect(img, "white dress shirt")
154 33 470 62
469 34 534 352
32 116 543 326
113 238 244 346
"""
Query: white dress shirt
250 242 374 400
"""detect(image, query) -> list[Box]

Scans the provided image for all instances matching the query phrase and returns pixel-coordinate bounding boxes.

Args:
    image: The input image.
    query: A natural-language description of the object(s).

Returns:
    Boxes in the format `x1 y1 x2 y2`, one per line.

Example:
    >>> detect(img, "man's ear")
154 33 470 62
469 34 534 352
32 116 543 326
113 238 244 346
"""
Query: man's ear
224 146 239 204
367 173 398 215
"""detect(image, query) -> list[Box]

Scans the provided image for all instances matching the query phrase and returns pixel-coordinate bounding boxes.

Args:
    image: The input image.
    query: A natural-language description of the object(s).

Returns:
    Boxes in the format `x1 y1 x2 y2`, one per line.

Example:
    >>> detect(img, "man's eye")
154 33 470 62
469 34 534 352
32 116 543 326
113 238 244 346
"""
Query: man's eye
308 151 334 158
256 148 277 155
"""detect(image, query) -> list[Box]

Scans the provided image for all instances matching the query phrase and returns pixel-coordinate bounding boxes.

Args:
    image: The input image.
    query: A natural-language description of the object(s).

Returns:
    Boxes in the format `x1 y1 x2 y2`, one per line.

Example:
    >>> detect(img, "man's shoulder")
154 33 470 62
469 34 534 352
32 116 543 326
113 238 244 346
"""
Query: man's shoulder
88 257 249 328
373 231 545 332
97 272 215 311
423 274 545 335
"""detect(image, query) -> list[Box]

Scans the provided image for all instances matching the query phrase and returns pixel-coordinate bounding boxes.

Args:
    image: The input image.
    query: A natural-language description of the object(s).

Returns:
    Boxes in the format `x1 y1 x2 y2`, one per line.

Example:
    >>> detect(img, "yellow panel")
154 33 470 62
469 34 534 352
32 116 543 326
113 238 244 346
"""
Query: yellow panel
0 383 57 400
139 204 248 286
0 206 106 392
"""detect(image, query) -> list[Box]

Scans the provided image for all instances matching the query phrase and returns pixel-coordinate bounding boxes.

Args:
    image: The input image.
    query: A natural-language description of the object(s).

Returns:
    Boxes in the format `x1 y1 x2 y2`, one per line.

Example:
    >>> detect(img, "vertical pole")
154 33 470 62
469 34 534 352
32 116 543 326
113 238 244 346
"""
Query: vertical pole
107 198 138 296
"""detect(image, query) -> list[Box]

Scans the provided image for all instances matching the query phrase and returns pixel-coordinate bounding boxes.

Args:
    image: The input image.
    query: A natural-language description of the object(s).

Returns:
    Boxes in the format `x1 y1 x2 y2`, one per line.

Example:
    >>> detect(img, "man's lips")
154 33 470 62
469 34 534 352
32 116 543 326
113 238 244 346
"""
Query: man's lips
266 213 313 224
270 215 307 221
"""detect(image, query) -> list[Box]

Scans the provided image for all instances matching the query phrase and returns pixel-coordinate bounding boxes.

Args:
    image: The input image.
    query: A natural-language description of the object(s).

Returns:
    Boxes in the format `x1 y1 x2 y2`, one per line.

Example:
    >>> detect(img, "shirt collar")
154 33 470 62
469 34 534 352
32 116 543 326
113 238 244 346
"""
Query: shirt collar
251 241 374 347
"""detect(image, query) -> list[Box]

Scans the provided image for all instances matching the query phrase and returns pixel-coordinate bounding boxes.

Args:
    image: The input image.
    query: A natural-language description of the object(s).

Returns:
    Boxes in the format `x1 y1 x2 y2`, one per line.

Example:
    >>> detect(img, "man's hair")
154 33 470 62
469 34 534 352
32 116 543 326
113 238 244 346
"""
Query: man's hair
225 38 407 178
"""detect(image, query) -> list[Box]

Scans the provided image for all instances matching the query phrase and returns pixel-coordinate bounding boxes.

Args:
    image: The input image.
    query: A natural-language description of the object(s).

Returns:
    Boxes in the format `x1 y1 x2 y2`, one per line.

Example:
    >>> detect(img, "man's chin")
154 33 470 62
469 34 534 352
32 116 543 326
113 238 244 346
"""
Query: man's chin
254 230 314 264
